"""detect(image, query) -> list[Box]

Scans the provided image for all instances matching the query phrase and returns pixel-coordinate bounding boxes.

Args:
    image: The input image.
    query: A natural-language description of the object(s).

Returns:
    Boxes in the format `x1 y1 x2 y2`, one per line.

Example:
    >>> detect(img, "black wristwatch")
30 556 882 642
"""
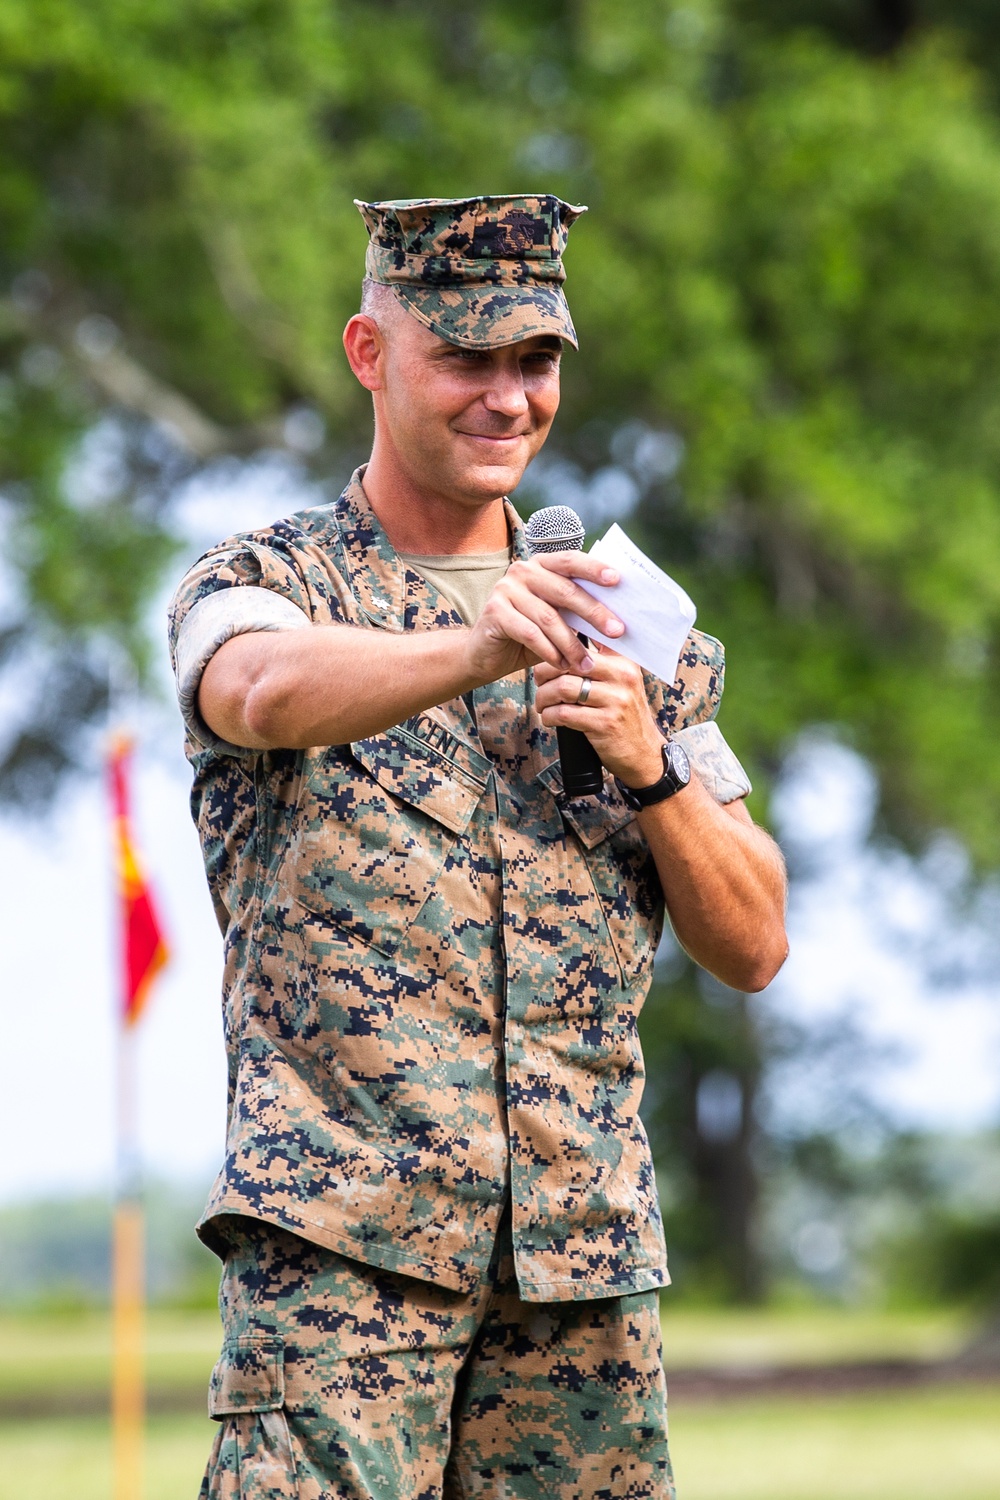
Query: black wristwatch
615 739 691 810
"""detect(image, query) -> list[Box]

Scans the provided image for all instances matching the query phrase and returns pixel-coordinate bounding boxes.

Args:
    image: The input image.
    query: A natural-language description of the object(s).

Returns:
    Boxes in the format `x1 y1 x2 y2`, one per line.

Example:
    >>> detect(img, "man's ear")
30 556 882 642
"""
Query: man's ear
343 314 385 392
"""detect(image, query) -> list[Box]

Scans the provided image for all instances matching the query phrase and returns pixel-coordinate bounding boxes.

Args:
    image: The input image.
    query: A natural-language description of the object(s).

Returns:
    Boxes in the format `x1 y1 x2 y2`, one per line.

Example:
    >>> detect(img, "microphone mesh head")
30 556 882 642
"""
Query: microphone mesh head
524 505 585 554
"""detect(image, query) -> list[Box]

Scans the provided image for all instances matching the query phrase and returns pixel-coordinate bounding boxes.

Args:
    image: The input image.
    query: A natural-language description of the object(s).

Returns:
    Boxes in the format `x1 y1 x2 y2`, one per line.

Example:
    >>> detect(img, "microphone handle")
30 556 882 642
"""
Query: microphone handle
557 632 604 798
557 726 604 799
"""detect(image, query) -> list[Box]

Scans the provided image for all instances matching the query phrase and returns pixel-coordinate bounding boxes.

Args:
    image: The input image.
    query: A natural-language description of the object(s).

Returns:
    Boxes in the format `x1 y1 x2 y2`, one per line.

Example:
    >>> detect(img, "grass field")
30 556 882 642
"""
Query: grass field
0 1308 219 1406
0 1300 977 1400
659 1301 975 1368
1 1385 998 1500
671 1384 1000 1499
0 1414 212 1500
0 1305 997 1499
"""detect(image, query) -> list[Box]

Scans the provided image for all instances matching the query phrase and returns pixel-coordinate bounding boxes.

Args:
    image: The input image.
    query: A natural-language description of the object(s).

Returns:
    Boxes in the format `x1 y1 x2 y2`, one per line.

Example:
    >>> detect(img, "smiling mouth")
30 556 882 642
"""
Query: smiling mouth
457 431 528 444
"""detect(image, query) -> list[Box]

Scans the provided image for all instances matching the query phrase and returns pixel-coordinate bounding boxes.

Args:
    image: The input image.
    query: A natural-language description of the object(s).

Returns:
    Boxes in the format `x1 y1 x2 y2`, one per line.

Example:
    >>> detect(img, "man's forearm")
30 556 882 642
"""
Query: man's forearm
199 624 481 749
639 777 788 993
196 550 628 750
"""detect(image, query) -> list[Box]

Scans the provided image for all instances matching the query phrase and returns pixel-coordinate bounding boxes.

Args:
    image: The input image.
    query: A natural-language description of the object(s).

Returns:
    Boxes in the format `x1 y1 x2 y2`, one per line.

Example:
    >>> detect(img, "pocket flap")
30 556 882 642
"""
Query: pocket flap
536 760 635 848
352 714 491 837
209 1336 285 1417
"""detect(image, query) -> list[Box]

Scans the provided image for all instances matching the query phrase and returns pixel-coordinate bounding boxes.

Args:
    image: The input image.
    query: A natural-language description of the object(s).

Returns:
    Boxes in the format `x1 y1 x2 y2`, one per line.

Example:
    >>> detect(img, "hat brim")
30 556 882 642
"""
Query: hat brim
392 283 578 350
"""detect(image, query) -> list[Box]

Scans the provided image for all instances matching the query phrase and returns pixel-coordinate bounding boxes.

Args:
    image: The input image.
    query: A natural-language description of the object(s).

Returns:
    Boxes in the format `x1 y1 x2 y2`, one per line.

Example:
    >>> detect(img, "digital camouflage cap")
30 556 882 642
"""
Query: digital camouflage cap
354 195 586 349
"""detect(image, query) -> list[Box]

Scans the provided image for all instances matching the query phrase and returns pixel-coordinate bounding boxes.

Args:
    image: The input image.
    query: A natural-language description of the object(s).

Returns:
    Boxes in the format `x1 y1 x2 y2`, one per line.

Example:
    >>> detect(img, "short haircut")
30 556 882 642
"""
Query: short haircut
359 278 404 325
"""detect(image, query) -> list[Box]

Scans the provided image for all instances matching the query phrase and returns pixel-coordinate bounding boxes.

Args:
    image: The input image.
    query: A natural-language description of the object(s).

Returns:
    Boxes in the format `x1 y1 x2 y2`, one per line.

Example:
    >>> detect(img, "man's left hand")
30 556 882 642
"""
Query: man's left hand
534 645 789 994
533 646 664 787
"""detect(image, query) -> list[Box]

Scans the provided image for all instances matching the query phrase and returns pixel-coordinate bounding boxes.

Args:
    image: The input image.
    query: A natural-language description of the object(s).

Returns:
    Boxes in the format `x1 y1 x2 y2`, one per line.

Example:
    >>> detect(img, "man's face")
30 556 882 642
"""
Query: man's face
367 310 562 506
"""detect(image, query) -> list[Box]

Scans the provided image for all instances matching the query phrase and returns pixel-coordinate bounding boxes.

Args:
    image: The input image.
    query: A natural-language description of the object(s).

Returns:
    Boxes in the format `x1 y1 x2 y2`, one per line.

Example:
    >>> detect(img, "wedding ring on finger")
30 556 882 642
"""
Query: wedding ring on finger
576 676 593 706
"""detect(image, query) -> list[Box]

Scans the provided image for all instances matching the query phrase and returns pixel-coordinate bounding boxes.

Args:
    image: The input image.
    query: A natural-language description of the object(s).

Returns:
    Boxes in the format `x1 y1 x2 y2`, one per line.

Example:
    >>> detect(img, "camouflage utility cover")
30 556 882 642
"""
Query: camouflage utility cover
356 195 585 348
168 470 726 1304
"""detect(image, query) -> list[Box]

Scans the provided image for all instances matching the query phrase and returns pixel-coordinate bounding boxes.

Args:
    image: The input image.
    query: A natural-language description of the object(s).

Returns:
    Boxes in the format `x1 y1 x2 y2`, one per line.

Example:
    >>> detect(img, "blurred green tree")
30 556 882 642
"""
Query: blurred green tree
4 0 1000 1297
734 0 1000 70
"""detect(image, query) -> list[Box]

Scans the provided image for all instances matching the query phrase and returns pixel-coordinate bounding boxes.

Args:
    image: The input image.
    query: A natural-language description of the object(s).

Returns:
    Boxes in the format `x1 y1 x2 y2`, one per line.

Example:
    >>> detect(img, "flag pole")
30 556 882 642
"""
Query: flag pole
108 644 167 1500
112 1007 145 1500
110 674 146 1500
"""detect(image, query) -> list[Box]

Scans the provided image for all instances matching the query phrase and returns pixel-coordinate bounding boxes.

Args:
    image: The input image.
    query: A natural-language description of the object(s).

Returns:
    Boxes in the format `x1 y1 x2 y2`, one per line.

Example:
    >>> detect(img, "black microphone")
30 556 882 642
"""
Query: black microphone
524 505 605 799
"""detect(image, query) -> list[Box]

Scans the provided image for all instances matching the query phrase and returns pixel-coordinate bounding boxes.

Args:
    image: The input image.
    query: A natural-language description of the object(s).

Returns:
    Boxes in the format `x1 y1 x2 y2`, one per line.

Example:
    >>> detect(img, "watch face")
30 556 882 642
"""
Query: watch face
668 741 691 785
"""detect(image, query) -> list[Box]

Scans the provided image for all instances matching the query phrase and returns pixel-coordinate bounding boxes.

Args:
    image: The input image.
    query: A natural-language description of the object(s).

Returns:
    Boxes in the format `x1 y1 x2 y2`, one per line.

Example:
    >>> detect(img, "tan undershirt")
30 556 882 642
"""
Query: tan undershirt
399 547 512 626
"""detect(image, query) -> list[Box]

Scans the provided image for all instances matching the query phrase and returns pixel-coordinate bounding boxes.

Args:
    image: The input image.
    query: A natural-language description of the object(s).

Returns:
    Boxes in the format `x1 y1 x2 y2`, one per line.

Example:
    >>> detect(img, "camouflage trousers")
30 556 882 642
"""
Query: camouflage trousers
200 1213 675 1500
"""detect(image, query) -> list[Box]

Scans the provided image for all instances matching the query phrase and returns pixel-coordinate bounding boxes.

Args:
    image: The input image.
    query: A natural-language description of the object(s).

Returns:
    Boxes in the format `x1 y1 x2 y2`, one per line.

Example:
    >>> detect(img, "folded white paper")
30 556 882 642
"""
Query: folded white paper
561 523 697 686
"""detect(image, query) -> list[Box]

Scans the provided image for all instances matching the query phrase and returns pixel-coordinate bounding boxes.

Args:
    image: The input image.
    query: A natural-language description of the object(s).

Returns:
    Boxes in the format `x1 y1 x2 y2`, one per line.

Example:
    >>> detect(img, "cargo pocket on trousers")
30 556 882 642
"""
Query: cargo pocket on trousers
203 1336 298 1498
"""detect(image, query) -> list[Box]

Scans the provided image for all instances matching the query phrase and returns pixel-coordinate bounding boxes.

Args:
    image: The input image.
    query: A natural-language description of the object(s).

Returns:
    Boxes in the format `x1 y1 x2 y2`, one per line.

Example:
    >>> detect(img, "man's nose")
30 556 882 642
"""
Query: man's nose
482 367 529 418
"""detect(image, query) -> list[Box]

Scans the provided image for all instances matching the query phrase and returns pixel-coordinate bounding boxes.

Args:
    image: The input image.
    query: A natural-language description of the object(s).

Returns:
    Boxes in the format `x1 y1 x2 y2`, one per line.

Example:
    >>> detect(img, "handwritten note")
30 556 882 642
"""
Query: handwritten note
561 523 697 686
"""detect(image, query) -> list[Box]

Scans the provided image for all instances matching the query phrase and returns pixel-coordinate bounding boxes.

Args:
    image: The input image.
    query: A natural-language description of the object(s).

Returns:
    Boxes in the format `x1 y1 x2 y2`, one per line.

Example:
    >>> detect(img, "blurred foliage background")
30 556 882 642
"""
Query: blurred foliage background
2 0 1000 1315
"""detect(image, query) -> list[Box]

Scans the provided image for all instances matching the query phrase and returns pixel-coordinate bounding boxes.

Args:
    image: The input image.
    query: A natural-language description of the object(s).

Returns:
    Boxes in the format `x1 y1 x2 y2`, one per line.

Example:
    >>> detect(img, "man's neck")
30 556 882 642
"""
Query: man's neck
361 445 510 556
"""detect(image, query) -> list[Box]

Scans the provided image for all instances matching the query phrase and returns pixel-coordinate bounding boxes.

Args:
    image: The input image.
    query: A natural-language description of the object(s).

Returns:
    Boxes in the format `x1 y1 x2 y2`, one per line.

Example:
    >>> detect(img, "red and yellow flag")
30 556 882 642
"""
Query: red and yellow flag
108 736 169 1027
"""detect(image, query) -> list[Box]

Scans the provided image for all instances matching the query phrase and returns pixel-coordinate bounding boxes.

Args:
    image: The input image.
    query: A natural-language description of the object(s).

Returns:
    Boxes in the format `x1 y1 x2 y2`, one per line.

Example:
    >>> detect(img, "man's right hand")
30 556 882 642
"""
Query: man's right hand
197 551 624 751
464 551 624 683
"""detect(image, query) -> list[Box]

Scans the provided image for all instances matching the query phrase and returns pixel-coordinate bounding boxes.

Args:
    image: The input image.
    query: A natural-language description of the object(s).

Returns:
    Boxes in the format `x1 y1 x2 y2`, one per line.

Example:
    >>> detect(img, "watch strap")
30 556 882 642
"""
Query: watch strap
615 740 691 810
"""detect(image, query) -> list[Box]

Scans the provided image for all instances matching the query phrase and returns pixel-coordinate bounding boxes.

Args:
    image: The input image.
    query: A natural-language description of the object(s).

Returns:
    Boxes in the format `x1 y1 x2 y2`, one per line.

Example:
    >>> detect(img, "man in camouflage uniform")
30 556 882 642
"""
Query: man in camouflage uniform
169 195 788 1499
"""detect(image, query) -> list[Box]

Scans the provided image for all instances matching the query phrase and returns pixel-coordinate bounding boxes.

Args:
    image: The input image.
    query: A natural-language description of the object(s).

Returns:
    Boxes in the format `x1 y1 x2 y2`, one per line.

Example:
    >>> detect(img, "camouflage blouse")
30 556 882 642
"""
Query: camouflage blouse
167 471 726 1303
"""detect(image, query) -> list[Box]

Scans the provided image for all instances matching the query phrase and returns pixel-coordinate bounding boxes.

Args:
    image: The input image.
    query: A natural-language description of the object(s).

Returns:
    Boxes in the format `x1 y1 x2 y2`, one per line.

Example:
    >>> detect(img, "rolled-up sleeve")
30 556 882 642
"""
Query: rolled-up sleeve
172 586 310 752
674 721 752 804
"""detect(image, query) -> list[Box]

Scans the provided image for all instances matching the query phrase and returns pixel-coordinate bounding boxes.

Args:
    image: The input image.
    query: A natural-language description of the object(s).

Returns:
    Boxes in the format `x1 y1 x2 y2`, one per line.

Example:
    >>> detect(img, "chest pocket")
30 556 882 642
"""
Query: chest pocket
536 762 663 986
289 714 491 958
